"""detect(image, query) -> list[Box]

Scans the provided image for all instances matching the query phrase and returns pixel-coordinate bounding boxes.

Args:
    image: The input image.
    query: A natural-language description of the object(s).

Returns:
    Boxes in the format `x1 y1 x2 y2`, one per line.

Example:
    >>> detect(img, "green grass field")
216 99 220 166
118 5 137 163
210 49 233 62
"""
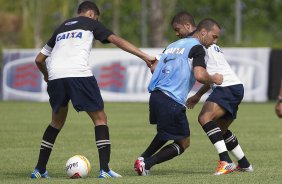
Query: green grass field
0 101 281 184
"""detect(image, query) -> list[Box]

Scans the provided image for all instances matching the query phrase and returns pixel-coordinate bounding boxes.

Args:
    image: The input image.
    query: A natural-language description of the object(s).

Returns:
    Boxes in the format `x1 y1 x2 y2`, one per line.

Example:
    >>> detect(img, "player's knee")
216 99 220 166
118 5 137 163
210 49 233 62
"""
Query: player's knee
50 120 65 129
87 110 107 125
182 141 190 150
198 112 216 125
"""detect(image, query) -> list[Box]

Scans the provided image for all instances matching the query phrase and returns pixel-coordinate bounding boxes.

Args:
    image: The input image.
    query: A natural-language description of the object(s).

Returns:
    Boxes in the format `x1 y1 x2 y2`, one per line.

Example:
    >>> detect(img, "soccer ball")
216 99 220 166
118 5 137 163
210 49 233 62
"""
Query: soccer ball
65 155 91 179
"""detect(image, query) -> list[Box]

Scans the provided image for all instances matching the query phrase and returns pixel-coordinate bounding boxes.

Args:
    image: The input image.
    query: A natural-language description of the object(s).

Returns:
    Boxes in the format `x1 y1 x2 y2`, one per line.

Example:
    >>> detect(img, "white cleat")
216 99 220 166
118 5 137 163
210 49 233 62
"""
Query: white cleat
99 169 122 178
236 165 254 172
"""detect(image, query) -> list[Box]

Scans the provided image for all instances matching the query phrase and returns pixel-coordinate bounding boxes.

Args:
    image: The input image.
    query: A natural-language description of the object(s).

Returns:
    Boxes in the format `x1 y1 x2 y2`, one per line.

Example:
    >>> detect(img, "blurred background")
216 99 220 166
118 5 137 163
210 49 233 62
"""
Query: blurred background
1 0 282 49
0 0 282 102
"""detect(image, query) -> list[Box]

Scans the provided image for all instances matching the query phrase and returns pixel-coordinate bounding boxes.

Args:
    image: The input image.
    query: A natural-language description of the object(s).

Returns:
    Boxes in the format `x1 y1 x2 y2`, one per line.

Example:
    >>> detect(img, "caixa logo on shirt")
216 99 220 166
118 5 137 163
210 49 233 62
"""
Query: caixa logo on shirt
56 31 82 42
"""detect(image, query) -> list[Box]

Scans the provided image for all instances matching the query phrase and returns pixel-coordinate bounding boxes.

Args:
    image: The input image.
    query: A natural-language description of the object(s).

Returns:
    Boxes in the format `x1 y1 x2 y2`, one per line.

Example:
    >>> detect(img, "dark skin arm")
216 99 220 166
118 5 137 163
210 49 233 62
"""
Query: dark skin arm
186 84 210 109
193 66 222 85
36 35 156 82
35 53 48 82
185 66 222 109
275 81 282 118
107 34 156 68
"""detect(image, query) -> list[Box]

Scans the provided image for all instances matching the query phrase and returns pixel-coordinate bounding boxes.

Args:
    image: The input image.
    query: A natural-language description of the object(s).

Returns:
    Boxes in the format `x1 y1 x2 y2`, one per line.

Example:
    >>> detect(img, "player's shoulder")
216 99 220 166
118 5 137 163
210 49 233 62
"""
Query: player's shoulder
57 16 103 33
63 16 101 26
172 37 201 49
68 16 97 25
208 44 223 53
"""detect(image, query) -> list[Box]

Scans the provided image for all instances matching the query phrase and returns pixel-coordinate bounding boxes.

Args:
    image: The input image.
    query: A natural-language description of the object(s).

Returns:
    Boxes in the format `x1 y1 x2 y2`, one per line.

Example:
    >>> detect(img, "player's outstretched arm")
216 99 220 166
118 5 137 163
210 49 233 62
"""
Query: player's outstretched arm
275 100 282 118
186 84 210 109
107 34 155 68
193 66 223 85
275 81 282 118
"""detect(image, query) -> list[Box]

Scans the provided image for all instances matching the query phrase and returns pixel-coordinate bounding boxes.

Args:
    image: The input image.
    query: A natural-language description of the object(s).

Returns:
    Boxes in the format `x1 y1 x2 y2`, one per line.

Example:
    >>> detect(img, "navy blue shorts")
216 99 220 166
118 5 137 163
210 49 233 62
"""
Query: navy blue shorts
207 84 244 120
47 76 104 113
149 90 190 141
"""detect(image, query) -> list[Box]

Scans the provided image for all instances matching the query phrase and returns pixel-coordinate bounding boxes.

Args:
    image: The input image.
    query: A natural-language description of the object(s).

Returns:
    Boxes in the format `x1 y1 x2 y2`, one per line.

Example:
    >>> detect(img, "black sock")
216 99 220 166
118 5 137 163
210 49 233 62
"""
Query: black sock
238 157 250 168
145 142 184 170
95 125 110 172
203 121 232 163
223 130 250 168
36 125 60 173
141 135 167 159
223 130 238 150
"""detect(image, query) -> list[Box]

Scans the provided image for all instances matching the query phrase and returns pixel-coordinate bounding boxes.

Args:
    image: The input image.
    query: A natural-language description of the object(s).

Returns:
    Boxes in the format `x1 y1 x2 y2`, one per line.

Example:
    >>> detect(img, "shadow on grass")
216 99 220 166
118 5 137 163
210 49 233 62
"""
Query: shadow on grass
2 170 68 180
122 167 210 177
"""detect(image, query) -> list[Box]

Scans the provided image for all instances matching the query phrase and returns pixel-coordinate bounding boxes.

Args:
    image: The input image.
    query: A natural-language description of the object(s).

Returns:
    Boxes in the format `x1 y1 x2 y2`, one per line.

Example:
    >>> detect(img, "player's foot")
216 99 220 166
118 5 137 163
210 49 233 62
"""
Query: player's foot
98 169 122 178
31 168 50 179
214 161 236 175
236 165 254 172
134 157 149 176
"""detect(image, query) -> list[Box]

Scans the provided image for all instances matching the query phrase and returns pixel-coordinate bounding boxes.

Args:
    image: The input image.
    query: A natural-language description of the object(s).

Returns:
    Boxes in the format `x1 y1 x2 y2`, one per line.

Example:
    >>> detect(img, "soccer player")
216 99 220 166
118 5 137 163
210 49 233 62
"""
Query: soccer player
275 80 282 118
134 18 223 176
31 1 155 179
172 11 253 175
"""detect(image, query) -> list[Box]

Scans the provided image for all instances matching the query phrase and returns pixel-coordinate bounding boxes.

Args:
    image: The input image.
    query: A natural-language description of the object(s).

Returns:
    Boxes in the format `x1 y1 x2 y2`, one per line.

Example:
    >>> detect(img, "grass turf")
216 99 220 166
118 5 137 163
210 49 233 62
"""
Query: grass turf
0 101 281 184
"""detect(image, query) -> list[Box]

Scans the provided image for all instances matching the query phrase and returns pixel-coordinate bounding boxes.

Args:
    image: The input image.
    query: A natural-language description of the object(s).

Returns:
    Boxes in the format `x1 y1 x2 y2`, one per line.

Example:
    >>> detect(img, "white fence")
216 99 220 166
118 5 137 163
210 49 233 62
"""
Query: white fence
1 48 270 102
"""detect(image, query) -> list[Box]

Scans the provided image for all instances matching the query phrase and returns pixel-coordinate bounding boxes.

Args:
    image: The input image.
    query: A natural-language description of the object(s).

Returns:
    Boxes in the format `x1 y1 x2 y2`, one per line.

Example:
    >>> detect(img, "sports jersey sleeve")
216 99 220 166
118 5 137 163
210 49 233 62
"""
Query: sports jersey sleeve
40 31 57 57
92 21 113 44
189 45 206 68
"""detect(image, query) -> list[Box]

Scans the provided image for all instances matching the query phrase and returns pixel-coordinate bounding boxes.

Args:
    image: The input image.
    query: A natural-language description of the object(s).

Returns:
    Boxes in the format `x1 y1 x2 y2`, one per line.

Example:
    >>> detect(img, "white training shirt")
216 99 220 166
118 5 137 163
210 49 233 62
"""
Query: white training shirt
40 16 113 80
206 44 242 87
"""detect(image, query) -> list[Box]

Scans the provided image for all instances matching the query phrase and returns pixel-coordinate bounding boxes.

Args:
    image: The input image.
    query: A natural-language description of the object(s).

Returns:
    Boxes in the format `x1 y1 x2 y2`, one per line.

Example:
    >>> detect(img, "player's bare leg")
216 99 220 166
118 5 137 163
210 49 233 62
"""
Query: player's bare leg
31 105 68 178
50 105 68 129
198 101 235 175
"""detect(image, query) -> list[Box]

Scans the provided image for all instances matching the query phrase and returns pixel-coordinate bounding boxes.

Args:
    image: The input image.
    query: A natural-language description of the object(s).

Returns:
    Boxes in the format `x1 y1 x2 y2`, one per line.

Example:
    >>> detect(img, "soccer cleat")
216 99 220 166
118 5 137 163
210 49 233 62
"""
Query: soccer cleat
134 157 149 176
31 168 50 179
236 165 254 172
214 161 236 175
98 169 122 178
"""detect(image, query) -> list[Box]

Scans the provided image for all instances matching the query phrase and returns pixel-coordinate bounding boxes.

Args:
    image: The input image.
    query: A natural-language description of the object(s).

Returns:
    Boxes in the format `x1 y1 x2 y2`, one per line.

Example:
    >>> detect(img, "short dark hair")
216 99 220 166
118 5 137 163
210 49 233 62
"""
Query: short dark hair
196 18 221 32
170 11 196 26
77 1 100 15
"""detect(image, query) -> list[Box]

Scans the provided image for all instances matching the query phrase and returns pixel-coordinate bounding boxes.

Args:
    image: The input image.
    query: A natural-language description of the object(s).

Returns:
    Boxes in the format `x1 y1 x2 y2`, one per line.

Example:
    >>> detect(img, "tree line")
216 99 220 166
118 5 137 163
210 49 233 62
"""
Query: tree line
1 0 282 49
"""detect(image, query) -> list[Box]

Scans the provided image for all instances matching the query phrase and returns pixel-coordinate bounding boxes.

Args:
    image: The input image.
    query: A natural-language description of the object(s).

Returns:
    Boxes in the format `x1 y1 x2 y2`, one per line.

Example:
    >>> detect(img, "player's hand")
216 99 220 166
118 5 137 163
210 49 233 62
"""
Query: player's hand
211 73 223 85
186 95 200 109
275 101 282 118
44 75 48 82
150 59 158 74
145 56 156 68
